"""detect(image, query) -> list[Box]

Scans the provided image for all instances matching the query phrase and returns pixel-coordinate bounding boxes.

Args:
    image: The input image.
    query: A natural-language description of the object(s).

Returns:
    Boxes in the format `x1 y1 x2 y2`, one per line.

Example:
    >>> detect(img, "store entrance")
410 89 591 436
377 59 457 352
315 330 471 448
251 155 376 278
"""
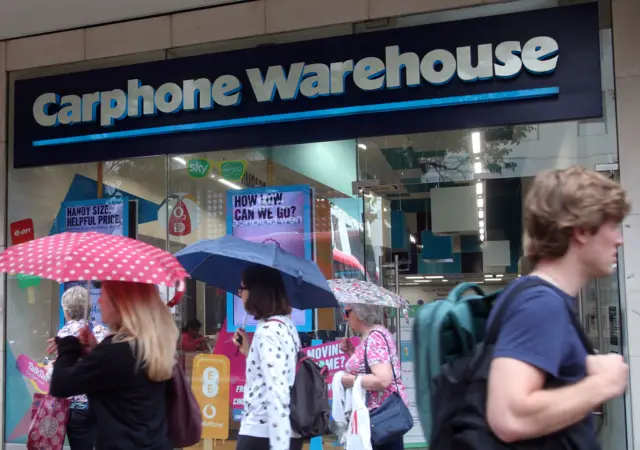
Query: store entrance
577 169 629 450
358 127 628 449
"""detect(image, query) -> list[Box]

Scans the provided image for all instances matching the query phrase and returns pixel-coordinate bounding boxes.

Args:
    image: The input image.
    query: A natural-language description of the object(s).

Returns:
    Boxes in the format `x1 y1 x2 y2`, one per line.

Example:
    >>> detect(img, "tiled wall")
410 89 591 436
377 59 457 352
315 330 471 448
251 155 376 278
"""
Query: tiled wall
0 0 510 71
615 0 640 446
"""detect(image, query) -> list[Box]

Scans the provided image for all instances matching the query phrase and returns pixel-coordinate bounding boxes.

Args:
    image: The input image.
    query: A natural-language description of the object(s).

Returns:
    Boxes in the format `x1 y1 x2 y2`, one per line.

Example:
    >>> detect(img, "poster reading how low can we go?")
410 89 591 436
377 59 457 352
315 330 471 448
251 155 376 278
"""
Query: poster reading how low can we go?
226 185 313 332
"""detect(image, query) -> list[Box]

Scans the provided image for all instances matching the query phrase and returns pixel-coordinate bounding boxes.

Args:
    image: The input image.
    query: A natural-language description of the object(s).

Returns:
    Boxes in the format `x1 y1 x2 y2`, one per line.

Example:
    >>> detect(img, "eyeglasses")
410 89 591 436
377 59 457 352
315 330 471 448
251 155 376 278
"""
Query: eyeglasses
344 309 352 318
237 285 247 296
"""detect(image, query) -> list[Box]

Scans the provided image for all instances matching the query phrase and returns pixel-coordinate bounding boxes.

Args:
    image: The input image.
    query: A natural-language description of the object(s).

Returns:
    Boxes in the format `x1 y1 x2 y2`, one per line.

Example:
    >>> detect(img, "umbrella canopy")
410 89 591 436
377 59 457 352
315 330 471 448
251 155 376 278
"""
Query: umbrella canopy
328 278 410 313
175 236 339 310
0 232 189 306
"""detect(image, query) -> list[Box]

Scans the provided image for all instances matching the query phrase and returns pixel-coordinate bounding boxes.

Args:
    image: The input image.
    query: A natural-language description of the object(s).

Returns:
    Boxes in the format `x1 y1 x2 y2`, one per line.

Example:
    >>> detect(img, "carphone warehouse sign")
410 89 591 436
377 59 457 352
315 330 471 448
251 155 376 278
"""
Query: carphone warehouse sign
13 3 601 168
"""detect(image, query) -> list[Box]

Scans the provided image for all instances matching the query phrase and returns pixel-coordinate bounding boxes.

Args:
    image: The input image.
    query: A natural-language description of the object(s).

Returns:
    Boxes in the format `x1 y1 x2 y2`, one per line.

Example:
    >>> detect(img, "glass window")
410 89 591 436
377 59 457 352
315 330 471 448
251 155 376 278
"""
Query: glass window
167 143 362 446
4 155 167 444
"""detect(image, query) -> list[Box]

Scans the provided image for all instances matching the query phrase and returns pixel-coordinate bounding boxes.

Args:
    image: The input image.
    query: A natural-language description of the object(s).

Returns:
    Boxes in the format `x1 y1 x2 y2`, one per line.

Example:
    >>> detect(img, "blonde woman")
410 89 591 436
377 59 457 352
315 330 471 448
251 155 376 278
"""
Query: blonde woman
49 281 178 450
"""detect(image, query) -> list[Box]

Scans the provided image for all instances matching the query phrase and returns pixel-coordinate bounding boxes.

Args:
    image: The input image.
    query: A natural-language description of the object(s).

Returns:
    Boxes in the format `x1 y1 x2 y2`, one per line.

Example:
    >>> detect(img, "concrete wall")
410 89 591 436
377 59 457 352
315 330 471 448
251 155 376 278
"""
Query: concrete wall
615 0 640 447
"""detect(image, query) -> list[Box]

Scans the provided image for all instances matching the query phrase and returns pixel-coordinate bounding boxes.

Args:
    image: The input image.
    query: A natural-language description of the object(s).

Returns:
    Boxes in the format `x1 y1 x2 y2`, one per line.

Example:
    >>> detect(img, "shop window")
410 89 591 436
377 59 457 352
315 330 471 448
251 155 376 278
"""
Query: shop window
4 155 168 445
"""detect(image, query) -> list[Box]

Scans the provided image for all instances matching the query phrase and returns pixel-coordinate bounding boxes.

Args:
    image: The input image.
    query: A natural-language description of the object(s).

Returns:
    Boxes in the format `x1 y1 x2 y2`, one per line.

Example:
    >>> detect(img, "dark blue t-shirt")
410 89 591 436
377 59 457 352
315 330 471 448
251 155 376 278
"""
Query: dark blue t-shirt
486 276 597 441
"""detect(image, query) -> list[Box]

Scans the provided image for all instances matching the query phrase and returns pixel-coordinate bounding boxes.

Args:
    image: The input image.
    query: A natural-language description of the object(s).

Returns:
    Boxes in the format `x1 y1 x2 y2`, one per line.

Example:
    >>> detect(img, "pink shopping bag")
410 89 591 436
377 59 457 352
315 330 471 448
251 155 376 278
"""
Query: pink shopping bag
27 393 70 450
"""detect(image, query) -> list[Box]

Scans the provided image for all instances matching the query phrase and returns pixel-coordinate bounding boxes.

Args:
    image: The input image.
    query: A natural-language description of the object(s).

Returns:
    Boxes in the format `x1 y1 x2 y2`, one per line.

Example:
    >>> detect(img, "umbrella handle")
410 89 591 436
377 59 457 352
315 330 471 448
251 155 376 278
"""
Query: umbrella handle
166 279 186 308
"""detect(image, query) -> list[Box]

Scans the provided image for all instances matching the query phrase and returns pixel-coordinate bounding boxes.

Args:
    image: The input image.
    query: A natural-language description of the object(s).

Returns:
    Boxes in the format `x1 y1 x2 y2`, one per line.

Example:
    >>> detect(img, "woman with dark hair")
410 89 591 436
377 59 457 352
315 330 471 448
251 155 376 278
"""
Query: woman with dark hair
181 319 207 352
233 265 301 450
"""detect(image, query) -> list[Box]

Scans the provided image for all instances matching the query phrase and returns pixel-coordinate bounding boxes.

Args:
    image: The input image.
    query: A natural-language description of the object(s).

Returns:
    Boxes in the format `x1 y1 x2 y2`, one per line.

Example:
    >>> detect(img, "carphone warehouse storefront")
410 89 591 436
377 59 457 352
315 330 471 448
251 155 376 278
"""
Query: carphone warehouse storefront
6 3 627 450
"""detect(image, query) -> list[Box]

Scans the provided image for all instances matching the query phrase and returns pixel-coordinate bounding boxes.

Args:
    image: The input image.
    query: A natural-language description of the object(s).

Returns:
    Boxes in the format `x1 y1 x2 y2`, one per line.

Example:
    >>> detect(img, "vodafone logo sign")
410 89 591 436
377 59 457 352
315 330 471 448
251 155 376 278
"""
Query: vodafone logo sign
158 194 200 237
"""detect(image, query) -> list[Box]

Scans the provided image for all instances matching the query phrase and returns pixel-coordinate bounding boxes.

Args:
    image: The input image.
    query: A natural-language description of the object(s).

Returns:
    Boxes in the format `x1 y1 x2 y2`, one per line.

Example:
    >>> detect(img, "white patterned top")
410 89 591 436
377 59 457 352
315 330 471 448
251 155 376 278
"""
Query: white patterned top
239 315 301 450
45 319 110 409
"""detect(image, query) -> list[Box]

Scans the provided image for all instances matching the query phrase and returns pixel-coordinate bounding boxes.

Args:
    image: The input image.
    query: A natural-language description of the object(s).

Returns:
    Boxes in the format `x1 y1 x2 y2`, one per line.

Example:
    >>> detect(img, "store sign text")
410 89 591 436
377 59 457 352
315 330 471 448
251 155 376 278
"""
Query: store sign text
32 36 558 128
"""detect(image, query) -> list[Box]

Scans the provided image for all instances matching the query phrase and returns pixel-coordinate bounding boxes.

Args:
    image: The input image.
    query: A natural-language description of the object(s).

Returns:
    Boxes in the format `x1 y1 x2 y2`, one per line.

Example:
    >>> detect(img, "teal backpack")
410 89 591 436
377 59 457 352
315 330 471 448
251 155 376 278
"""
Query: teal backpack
412 282 502 443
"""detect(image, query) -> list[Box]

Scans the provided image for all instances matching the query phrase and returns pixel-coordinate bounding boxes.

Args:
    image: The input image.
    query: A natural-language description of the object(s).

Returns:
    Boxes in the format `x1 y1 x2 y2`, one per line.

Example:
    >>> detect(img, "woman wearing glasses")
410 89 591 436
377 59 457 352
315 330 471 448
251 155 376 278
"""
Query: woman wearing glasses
233 265 301 450
340 303 408 450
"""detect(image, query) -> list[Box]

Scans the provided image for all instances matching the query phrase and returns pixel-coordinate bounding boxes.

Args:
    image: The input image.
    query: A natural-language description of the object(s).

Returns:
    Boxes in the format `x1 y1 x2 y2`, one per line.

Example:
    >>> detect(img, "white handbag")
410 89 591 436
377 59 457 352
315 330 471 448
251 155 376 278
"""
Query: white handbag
345 377 372 450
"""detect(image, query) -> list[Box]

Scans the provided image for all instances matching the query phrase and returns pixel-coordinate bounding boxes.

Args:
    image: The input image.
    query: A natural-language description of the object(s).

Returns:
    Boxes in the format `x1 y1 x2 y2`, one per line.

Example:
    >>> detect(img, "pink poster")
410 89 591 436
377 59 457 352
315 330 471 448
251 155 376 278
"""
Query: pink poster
302 337 360 399
214 319 253 421
16 355 49 393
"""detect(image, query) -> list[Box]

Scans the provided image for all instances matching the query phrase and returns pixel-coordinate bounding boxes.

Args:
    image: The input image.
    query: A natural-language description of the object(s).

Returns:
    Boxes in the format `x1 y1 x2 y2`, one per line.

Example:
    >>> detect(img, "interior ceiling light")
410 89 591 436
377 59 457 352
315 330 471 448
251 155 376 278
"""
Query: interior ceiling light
218 178 242 190
358 143 367 150
471 132 481 154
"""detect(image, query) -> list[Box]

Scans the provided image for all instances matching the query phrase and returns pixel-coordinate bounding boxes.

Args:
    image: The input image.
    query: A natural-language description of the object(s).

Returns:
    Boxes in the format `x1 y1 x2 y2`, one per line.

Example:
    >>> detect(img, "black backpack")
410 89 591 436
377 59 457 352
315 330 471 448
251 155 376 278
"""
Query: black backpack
269 319 331 438
429 278 598 450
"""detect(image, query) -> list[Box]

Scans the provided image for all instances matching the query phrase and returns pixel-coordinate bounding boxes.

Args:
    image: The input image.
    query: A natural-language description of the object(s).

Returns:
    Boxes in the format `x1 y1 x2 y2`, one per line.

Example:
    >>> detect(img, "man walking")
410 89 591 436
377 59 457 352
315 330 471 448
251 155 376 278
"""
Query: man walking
486 166 629 447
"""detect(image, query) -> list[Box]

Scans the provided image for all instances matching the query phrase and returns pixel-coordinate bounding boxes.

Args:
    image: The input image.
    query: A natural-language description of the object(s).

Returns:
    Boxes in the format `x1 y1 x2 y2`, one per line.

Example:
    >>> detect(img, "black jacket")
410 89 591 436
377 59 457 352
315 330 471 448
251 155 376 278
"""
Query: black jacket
50 335 171 450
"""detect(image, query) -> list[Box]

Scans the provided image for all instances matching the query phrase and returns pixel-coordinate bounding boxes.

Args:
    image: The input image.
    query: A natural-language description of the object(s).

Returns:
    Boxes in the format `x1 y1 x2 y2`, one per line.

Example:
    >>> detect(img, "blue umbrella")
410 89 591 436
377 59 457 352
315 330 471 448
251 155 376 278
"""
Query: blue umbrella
174 236 339 310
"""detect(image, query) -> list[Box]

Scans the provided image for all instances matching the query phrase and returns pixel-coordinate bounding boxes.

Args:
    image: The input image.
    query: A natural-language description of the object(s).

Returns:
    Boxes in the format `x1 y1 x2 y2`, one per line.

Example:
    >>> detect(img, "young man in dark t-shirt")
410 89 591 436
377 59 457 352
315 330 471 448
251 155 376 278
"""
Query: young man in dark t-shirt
485 167 630 446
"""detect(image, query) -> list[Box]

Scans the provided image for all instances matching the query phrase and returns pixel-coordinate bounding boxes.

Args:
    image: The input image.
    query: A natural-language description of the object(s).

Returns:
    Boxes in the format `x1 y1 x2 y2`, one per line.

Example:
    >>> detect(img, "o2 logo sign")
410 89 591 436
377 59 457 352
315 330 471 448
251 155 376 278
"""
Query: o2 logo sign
158 193 200 237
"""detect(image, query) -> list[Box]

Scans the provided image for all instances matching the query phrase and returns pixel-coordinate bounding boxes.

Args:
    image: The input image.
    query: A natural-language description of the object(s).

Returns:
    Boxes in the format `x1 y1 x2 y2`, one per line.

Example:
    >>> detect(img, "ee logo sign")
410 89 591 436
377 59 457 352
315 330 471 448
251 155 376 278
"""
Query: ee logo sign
191 355 230 440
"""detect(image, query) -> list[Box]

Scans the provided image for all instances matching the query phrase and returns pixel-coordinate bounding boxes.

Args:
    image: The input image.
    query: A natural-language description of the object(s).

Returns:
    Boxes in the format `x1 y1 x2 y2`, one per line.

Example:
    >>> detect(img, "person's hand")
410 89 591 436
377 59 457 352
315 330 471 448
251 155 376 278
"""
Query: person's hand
342 373 356 388
78 325 98 355
233 328 250 357
586 353 629 399
46 338 57 355
340 338 355 356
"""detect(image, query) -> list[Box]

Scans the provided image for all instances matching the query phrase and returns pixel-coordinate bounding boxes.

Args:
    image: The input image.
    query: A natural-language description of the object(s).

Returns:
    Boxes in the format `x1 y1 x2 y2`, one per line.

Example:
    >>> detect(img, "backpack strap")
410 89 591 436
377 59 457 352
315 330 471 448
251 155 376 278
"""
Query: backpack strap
484 278 595 355
363 329 400 391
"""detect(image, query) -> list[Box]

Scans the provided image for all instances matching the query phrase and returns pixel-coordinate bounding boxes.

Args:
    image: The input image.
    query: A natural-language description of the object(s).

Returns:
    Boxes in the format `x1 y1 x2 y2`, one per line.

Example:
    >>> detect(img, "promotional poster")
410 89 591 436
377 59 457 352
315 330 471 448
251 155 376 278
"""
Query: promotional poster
226 185 313 332
57 198 129 325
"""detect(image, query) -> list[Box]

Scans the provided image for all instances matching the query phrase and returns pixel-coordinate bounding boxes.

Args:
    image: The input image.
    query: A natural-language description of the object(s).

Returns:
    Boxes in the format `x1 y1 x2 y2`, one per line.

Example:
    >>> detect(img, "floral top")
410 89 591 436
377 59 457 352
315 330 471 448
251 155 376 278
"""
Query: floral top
344 325 408 409
45 320 110 409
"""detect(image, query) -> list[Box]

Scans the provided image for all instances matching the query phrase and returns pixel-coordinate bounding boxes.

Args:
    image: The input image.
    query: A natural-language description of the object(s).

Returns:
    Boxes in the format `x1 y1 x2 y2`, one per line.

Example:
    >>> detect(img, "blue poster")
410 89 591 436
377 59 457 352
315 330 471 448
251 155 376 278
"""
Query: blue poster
57 198 129 325
226 185 313 332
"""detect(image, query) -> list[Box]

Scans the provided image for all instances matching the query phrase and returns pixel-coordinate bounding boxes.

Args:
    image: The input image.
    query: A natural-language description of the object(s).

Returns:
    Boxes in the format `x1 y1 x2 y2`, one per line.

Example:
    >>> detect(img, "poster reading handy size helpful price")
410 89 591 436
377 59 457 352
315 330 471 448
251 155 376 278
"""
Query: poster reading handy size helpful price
57 198 129 325
226 185 313 332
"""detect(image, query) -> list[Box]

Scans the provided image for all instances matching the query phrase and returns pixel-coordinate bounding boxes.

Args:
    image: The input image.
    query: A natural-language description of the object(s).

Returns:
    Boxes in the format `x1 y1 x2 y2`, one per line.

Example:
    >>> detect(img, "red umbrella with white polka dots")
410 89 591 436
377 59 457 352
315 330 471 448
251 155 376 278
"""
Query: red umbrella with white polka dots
0 231 189 306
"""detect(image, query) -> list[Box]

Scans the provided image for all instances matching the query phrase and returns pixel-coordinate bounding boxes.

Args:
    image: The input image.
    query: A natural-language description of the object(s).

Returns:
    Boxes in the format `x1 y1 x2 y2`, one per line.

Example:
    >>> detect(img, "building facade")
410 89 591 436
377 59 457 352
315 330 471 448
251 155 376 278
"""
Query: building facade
1 0 639 449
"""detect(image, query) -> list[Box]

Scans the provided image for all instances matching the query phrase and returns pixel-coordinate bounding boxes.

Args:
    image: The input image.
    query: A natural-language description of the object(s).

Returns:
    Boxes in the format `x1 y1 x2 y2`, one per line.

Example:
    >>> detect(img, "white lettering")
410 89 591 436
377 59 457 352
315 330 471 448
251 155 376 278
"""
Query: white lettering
300 63 331 98
385 46 420 89
33 93 59 127
183 78 213 111
246 63 305 102
456 44 494 82
494 41 523 78
353 57 386 91
81 92 101 123
128 79 156 117
57 95 82 125
213 75 242 107
31 36 559 128
155 83 183 114
522 36 559 74
330 60 354 95
100 89 127 127
420 49 457 85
